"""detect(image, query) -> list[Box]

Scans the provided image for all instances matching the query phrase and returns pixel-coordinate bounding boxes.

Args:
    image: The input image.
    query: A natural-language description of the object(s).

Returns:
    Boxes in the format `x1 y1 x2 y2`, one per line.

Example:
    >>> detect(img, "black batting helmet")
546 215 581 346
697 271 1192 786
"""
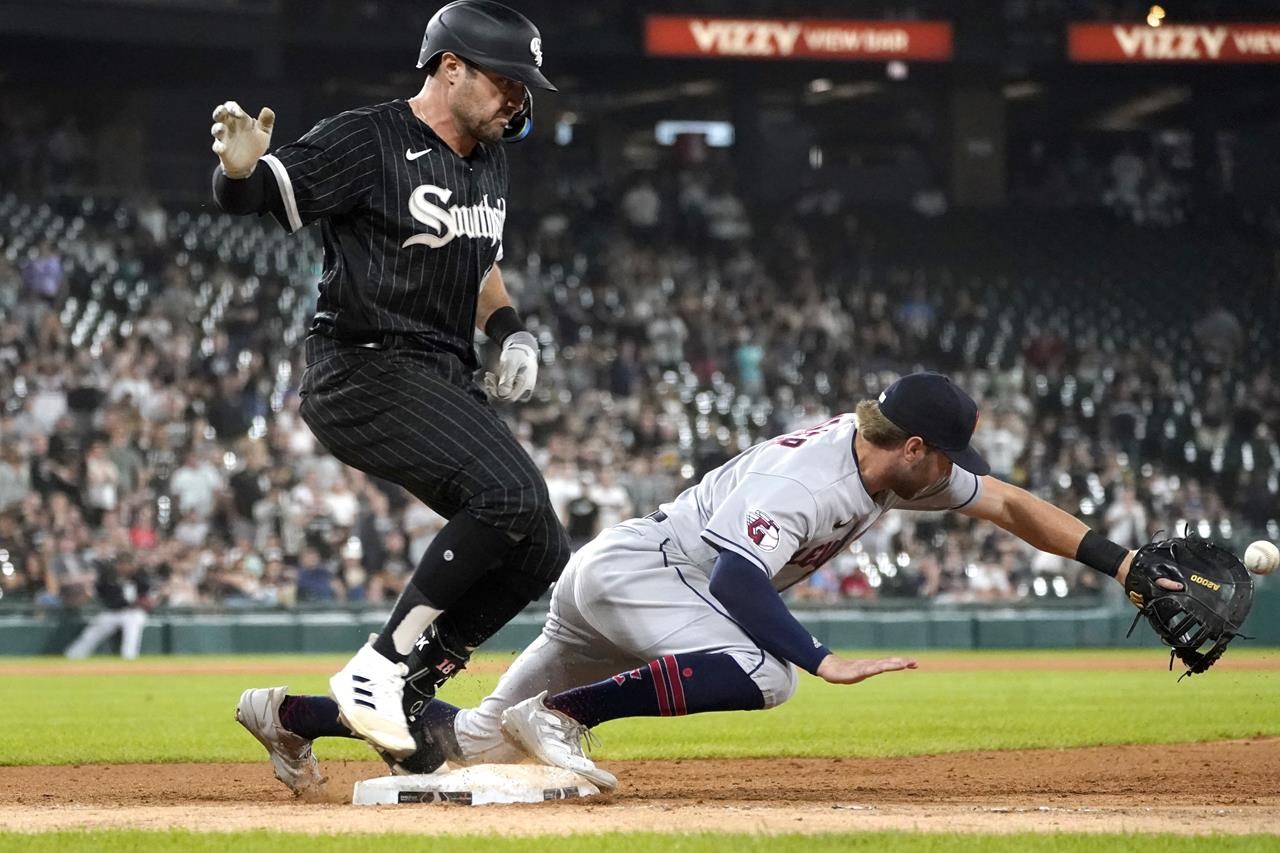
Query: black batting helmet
417 0 557 92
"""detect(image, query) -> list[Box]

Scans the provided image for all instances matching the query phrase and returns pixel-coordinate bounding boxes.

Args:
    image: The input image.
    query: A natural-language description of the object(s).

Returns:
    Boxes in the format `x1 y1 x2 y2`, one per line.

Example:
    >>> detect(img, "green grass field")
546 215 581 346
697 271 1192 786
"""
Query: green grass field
2 649 1277 850
2 649 1277 766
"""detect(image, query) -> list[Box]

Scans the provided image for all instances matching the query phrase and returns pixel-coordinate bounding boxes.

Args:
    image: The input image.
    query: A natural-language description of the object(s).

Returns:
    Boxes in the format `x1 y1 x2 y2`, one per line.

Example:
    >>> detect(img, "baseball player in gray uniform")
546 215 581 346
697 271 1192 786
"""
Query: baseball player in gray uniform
239 372 1179 793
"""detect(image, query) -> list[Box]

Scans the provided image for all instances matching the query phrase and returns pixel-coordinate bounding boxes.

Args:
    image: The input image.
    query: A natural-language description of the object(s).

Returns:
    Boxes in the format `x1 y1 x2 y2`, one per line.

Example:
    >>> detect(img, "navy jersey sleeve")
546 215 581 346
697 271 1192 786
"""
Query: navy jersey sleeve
260 112 379 233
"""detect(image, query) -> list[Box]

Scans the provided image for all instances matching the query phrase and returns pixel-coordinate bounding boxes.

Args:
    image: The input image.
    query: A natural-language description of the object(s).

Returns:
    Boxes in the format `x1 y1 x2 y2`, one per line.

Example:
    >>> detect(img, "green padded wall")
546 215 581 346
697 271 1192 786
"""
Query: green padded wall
1 587 1275 655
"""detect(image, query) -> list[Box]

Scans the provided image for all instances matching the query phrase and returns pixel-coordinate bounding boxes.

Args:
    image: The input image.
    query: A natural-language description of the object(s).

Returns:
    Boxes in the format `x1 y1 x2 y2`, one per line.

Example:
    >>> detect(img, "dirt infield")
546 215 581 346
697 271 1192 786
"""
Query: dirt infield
5 654 1278 835
3 739 1279 836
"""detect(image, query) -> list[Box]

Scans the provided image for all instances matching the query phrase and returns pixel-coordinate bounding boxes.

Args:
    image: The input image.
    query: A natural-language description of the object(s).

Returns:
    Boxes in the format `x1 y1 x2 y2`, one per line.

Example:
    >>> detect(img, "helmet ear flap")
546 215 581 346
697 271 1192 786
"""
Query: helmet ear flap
502 89 533 142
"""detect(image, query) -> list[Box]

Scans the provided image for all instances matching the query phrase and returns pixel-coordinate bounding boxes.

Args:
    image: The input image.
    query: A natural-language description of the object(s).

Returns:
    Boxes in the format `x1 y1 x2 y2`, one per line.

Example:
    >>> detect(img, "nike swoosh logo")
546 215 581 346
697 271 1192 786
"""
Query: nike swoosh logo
406 148 432 161
833 518 852 530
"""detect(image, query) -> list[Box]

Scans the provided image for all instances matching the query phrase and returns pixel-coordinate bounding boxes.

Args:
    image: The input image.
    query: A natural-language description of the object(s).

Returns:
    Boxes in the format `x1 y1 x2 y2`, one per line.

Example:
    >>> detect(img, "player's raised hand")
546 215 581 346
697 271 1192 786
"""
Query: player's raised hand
484 331 538 403
211 101 275 179
815 654 918 685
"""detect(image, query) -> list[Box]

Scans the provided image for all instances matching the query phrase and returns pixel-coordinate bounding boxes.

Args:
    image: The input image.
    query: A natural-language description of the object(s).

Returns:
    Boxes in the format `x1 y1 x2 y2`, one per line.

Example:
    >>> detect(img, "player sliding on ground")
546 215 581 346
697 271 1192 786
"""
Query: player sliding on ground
237 372 1193 794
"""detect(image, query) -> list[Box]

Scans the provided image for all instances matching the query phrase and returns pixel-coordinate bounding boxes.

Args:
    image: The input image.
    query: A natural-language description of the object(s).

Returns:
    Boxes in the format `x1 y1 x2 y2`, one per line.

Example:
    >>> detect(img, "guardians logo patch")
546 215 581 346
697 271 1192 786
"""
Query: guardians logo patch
745 510 780 552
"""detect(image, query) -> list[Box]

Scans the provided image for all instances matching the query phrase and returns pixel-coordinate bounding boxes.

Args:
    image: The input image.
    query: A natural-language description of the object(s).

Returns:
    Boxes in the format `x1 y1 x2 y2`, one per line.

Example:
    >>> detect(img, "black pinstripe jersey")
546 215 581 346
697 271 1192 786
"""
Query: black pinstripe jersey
261 100 508 363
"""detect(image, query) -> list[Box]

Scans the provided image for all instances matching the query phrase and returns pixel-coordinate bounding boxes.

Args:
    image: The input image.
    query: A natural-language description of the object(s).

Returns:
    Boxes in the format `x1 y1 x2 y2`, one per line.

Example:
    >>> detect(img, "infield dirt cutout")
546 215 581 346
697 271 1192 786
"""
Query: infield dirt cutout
3 654 1278 836
3 742 1279 836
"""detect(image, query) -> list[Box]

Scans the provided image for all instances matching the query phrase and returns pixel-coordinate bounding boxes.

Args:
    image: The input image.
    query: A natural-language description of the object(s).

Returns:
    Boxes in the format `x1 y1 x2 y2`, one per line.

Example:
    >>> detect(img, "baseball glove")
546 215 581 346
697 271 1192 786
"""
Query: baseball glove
1125 531 1254 679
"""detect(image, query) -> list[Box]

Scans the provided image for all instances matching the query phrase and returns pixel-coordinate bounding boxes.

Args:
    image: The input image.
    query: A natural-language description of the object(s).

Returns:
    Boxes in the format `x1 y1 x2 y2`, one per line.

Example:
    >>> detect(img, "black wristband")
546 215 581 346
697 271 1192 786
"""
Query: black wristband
1075 529 1128 577
212 164 271 215
484 305 525 345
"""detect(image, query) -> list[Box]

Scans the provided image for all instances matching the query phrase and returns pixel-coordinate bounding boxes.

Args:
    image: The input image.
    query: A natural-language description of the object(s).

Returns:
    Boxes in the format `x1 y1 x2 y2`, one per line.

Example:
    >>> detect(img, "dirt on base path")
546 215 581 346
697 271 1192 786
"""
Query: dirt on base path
3 739 1279 836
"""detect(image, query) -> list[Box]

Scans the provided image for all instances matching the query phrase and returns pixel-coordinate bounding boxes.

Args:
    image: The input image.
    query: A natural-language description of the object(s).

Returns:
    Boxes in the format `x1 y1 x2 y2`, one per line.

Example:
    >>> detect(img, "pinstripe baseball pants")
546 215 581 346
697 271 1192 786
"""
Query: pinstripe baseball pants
298 334 569 583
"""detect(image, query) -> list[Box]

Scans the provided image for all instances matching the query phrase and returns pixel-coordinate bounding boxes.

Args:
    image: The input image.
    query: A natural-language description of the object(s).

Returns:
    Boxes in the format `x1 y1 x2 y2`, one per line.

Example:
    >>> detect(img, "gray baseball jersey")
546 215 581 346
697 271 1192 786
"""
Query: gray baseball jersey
452 413 984 760
657 414 982 590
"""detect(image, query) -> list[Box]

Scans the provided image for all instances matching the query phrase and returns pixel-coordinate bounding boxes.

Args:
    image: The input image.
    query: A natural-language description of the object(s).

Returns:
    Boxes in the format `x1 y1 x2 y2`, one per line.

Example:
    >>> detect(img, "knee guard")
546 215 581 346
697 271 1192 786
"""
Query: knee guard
501 503 571 583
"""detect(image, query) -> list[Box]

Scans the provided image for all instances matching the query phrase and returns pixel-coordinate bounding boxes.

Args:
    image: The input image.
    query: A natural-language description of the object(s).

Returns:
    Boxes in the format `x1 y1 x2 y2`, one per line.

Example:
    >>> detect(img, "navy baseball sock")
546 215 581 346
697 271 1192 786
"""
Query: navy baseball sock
373 511 517 663
545 652 765 728
278 695 359 739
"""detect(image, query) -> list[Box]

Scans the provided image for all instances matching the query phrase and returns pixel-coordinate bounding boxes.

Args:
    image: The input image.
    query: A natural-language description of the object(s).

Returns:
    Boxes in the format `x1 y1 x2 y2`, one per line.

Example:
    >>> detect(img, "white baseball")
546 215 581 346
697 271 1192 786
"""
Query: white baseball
1244 540 1279 576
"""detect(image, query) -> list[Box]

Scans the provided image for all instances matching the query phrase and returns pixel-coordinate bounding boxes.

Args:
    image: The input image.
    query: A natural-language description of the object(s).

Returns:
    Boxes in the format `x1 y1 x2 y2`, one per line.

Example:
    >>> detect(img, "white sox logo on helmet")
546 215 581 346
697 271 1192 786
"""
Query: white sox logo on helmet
530 37 543 67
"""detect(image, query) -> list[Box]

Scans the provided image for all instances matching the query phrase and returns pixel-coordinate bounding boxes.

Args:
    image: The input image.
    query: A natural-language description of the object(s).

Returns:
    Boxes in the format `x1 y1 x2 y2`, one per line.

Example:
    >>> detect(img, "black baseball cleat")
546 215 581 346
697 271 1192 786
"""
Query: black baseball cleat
377 715 448 776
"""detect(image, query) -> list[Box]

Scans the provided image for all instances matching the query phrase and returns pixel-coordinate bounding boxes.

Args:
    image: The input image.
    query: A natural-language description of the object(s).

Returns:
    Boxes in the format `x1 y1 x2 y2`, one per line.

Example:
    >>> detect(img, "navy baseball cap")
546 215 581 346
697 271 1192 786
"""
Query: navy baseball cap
877 372 990 475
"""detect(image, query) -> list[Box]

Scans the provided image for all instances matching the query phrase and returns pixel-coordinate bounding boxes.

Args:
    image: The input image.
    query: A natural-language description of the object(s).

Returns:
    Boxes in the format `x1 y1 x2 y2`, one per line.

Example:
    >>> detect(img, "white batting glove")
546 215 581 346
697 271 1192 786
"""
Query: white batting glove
211 101 275 179
484 331 538 403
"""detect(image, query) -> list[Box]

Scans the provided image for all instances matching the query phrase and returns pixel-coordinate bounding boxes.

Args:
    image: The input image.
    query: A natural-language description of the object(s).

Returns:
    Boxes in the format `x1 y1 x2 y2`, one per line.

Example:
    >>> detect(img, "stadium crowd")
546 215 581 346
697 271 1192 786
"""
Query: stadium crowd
0 135 1277 619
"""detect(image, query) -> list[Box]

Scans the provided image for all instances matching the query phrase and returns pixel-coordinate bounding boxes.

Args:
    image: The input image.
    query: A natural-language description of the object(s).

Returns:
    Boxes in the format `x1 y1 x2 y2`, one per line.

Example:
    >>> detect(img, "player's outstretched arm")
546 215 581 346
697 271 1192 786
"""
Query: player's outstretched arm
211 100 275 178
815 654 918 685
708 550 836 676
959 476 1180 593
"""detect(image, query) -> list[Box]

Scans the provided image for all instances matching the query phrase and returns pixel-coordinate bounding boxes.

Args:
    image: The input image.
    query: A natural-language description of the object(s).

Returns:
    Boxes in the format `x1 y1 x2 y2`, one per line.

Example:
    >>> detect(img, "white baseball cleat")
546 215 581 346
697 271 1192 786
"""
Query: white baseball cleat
235 685 325 795
500 690 618 791
329 641 416 757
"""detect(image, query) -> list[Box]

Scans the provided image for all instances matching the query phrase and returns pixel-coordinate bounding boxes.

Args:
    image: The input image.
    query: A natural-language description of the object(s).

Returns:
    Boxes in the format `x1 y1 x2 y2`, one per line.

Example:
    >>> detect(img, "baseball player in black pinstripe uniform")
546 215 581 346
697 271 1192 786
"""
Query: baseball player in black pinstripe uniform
211 0 567 759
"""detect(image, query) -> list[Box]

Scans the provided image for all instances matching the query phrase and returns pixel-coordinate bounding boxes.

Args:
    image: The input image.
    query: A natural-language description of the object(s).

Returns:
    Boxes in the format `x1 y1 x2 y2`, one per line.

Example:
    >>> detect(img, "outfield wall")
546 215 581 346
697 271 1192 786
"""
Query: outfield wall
4 588 1277 655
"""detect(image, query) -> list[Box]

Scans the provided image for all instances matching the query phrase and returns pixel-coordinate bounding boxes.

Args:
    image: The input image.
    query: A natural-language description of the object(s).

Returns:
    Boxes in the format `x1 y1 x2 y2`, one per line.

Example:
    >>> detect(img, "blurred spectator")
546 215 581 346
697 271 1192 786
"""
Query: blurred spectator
1104 486 1148 550
128 504 160 550
0 150 1275 615
64 552 153 659
173 508 210 549
294 546 342 603
565 473 601 549
21 241 63 304
324 477 359 528
82 439 120 525
46 117 88 188
733 328 765 398
544 459 581 529
0 440 30 511
367 529 411 604
1193 307 1244 370
975 411 1027 481
48 533 95 609
591 467 632 531
705 180 751 242
258 549 298 608
170 449 221 519
339 538 367 603
403 502 444 567
621 174 661 238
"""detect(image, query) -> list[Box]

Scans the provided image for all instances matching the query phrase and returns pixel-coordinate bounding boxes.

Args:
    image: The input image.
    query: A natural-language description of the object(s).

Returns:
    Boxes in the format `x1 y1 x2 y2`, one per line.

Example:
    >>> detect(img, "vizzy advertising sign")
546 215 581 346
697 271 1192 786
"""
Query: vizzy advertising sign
645 16 953 61
1069 23 1280 62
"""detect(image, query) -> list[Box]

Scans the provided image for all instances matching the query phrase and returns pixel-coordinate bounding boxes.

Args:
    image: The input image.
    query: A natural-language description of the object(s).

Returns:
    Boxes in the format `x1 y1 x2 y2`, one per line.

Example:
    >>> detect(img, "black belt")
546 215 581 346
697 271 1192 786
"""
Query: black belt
308 314 403 349
645 510 667 522
307 327 404 350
